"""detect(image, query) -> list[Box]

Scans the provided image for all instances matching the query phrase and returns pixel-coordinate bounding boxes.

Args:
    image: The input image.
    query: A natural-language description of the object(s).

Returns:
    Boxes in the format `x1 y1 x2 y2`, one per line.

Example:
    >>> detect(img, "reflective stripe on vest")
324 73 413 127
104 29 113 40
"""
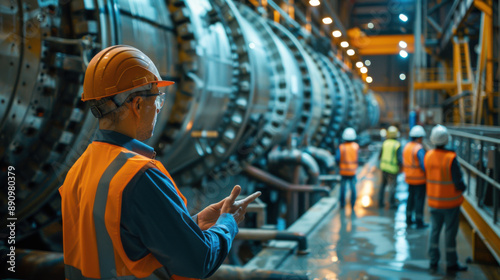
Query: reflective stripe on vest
339 142 359 176
380 139 400 174
94 152 134 278
424 149 464 209
402 142 426 185
60 142 195 280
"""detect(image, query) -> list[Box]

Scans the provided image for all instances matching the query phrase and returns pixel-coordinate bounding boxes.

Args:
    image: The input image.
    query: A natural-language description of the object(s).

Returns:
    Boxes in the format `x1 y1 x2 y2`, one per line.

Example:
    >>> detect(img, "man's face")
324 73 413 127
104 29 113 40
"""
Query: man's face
136 86 162 141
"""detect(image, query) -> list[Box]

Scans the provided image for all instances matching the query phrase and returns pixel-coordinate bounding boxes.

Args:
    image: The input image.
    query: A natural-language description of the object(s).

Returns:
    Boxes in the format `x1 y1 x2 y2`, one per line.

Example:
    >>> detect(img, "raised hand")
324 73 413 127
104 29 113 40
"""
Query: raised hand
197 199 225 231
221 185 261 224
197 185 261 230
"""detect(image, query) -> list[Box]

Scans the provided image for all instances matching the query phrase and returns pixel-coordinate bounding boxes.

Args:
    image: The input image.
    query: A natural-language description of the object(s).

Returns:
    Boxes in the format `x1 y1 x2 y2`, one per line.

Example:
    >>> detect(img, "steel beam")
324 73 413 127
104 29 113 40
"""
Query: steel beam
413 81 457 90
351 34 415 55
439 0 476 54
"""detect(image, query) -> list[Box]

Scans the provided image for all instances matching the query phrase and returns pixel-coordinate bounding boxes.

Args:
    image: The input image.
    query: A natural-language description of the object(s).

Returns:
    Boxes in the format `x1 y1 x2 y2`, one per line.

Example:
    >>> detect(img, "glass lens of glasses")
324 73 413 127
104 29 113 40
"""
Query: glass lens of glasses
155 93 165 109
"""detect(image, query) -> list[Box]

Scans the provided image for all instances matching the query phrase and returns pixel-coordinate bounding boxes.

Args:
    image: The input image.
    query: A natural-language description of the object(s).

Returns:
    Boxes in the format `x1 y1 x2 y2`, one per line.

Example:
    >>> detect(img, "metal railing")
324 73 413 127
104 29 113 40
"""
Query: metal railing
414 67 454 83
448 128 500 224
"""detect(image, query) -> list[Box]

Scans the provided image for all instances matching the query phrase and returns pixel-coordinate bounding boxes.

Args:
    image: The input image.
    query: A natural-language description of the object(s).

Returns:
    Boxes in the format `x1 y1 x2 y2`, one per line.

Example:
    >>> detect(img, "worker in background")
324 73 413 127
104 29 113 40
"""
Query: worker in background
378 125 402 209
425 125 467 273
403 125 428 228
59 45 261 280
336 127 359 209
379 128 387 141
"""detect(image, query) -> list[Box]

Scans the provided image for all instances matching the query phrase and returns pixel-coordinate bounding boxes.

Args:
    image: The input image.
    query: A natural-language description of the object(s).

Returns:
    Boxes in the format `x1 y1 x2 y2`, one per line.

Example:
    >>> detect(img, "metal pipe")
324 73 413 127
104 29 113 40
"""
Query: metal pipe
0 249 309 280
305 146 335 172
300 152 320 185
208 264 308 280
268 148 320 185
236 229 308 253
243 165 330 195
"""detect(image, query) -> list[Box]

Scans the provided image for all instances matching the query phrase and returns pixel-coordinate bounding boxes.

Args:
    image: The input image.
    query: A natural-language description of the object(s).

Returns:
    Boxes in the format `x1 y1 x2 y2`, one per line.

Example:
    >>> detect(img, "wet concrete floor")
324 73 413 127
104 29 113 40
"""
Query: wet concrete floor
279 156 500 280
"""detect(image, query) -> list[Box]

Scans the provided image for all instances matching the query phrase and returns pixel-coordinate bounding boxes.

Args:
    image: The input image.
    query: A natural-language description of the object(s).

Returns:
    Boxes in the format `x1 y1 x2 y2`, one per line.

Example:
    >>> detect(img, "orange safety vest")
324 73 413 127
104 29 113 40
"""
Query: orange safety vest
59 141 196 280
339 142 359 176
403 142 426 185
424 149 464 209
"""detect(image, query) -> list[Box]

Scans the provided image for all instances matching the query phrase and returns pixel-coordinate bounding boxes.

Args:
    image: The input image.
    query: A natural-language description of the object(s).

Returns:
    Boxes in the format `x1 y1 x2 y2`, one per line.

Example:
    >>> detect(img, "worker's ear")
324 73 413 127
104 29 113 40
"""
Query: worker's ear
130 96 143 118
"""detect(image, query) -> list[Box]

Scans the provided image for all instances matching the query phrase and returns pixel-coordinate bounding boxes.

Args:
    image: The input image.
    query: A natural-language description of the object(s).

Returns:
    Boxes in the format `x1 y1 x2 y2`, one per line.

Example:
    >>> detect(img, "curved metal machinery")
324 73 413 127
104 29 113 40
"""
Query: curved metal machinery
0 0 380 242
0 0 178 241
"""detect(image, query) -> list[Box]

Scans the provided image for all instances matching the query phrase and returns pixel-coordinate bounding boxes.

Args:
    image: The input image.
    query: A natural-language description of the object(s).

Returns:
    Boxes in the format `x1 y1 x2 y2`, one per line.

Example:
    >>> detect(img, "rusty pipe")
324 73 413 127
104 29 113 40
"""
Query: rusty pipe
236 228 307 253
243 165 330 195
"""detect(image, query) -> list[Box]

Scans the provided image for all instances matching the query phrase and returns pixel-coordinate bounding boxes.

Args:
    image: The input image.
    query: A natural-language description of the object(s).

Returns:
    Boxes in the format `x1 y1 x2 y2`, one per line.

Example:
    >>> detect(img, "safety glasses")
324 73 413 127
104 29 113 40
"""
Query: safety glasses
133 92 166 110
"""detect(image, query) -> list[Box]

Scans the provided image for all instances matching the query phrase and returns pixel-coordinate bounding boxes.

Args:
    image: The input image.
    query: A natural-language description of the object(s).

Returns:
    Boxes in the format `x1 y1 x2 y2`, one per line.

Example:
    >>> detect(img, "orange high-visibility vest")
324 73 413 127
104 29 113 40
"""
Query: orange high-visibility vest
59 141 196 280
403 142 426 185
424 149 464 209
339 142 359 176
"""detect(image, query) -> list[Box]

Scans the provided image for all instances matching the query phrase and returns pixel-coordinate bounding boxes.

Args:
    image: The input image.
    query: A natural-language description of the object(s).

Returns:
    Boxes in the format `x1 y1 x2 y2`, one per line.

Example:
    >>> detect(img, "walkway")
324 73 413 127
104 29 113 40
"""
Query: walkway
279 154 500 279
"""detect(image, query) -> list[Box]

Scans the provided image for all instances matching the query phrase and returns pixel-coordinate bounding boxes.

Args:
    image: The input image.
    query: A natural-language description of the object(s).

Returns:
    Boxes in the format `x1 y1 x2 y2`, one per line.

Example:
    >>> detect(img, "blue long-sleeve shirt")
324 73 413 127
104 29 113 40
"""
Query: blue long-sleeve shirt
416 148 426 172
450 157 466 192
94 130 238 278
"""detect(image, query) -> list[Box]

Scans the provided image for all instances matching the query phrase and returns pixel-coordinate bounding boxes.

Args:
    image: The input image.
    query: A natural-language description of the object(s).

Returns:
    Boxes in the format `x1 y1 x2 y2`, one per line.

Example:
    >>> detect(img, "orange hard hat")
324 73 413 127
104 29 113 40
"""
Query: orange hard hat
82 45 174 101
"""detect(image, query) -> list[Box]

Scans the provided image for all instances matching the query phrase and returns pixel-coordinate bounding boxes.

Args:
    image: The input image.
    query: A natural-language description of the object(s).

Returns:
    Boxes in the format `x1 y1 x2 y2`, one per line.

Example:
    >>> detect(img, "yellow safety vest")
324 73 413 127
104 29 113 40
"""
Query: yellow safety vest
380 139 401 174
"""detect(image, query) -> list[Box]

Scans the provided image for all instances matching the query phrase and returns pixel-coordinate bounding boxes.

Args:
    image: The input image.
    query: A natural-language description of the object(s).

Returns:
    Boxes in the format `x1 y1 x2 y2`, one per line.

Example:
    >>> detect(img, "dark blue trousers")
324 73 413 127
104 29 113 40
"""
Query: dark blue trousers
340 175 357 208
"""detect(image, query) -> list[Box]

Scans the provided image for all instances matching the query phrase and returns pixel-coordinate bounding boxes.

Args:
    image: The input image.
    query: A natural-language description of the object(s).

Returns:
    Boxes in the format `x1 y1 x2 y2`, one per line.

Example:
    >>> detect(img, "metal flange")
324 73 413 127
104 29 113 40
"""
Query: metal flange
267 21 314 143
315 53 349 151
331 57 358 131
300 43 333 147
163 0 252 185
234 4 291 165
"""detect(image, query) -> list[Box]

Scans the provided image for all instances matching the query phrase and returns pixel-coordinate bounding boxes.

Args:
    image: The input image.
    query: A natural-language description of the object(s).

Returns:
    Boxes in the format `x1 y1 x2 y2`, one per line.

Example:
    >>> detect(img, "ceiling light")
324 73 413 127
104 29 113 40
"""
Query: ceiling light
340 41 349 48
332 30 342 38
322 17 333 24
360 67 368 73
399 73 406 80
399 41 407 48
356 61 364 68
399 14 408 22
365 60 371 66
367 22 374 29
399 50 408 58
366 76 373 83
309 0 320 7
347 49 355 56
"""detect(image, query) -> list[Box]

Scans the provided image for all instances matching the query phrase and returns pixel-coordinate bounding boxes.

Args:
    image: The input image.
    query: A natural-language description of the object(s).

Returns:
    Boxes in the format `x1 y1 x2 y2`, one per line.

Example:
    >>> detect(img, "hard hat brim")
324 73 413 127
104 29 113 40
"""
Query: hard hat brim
157 80 175 88
82 80 175 101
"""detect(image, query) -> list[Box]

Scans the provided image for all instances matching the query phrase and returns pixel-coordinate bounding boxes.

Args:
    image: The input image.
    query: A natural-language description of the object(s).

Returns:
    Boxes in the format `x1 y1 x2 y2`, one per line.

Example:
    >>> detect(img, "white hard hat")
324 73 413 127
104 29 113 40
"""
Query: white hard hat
380 129 387 138
342 127 357 141
430 124 449 146
409 125 426 138
387 126 399 138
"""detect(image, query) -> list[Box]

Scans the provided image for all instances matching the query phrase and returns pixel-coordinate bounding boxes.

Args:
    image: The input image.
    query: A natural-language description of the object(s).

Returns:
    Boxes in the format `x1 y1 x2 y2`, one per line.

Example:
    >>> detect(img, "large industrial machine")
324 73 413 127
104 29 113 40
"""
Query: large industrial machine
0 0 379 275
